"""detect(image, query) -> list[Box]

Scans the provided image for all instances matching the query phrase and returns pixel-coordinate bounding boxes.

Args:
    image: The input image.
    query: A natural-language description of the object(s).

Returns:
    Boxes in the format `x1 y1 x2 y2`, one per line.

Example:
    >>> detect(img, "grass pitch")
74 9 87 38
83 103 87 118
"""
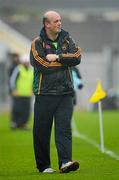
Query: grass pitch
0 110 119 180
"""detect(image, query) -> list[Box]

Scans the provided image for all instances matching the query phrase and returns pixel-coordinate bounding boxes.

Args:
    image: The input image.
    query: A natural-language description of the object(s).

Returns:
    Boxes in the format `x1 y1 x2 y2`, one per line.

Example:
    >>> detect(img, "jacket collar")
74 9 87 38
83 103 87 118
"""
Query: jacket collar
40 27 69 44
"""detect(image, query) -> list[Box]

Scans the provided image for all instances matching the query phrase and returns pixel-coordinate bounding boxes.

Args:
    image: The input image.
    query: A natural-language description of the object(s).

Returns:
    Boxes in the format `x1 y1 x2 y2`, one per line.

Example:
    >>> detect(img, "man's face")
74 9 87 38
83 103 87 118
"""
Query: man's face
13 55 20 64
46 14 62 34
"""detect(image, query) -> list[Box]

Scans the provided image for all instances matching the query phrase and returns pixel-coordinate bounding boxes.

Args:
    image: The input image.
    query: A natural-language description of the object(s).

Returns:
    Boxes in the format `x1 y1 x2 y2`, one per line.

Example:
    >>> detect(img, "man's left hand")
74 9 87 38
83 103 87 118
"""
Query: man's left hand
46 54 59 62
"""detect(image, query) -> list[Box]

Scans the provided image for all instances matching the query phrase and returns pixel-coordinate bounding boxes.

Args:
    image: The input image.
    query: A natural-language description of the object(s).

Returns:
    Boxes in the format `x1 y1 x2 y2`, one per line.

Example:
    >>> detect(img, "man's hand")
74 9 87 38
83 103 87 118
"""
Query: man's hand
46 54 59 62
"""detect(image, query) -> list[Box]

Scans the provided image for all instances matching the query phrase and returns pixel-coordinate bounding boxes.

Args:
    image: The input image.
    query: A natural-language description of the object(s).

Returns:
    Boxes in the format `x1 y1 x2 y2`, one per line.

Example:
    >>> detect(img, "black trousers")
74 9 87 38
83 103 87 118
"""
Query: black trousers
11 96 31 127
33 94 73 172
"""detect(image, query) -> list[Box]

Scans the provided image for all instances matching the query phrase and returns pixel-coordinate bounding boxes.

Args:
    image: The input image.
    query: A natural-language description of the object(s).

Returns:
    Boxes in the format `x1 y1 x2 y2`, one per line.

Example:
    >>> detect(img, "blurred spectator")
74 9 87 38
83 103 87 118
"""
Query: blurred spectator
8 52 20 76
72 67 84 105
9 55 33 130
102 88 119 110
93 88 119 110
8 52 20 94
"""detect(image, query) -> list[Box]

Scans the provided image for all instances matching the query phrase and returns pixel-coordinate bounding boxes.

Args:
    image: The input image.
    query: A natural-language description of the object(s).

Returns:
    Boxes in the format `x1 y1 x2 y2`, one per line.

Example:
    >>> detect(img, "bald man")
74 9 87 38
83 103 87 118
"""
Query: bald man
30 10 81 173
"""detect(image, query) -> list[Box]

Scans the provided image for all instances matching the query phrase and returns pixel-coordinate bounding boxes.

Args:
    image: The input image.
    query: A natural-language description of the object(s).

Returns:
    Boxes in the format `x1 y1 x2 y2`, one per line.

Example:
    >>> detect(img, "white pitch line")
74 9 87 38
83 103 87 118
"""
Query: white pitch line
72 118 119 161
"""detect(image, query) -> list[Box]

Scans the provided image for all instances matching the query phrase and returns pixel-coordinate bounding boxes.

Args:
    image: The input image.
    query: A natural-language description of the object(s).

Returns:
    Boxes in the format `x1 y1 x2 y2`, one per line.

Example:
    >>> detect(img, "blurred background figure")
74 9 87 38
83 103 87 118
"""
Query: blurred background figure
8 52 20 77
9 55 33 130
8 52 20 94
72 66 84 106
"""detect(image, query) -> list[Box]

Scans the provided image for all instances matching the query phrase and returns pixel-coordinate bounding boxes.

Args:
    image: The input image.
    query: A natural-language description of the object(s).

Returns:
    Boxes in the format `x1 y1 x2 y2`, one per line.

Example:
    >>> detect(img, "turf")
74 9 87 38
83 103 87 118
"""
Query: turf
0 110 119 180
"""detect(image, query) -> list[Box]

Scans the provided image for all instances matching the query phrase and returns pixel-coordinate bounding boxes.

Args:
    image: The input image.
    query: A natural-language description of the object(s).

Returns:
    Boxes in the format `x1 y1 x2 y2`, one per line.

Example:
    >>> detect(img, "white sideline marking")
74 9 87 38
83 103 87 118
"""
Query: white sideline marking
72 118 119 161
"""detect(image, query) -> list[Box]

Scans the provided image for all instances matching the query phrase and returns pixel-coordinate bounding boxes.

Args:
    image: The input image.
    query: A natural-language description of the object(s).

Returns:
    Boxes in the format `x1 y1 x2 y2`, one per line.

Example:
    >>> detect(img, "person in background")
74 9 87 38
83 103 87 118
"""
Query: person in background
9 55 33 130
72 66 84 105
30 10 81 173
8 52 20 94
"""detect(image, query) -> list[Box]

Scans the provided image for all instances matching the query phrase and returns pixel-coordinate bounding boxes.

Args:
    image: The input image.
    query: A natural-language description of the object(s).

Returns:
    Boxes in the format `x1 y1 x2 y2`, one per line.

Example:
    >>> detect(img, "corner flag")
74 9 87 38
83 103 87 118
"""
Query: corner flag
89 80 106 153
89 80 106 103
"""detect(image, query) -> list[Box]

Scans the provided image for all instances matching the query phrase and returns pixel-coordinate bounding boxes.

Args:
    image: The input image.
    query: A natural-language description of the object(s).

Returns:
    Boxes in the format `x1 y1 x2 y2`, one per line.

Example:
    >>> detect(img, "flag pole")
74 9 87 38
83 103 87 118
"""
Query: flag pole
89 79 106 153
98 100 105 153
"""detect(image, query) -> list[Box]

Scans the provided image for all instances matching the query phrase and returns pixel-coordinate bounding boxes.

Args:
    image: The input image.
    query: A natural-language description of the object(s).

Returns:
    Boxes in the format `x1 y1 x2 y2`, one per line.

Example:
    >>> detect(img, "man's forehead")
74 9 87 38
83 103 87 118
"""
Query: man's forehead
44 11 61 20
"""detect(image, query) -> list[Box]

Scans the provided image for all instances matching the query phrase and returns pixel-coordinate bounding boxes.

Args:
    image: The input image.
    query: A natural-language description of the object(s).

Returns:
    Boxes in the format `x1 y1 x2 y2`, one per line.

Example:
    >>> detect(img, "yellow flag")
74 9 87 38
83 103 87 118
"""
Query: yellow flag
89 80 106 103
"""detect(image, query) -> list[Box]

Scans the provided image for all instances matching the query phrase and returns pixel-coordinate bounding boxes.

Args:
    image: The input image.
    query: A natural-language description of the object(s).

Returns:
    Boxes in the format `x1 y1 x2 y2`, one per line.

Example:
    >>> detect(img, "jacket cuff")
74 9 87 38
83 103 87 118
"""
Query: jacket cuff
56 54 62 62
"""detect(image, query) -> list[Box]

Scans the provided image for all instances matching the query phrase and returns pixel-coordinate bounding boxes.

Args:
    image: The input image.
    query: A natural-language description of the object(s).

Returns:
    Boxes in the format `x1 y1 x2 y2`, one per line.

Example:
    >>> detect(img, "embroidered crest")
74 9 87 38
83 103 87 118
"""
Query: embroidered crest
61 43 68 51
45 44 51 49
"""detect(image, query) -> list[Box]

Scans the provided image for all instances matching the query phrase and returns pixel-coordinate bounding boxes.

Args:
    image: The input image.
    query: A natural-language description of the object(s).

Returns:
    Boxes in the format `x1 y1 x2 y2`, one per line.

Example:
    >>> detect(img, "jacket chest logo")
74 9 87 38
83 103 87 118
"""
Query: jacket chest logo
61 42 68 52
45 44 51 49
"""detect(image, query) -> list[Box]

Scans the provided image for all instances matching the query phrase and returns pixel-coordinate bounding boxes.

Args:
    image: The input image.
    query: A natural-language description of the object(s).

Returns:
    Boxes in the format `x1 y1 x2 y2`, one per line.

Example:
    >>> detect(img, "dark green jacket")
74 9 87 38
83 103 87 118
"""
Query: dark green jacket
30 28 81 95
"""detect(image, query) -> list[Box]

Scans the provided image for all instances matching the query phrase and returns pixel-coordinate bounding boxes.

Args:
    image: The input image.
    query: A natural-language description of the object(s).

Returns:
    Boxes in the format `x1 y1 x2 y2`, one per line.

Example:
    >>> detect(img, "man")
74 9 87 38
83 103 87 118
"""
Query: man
9 55 33 130
30 11 81 173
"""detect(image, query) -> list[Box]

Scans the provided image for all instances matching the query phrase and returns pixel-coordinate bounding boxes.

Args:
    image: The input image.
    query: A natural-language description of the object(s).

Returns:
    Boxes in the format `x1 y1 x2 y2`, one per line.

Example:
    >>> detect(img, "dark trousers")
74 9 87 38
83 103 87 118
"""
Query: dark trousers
11 96 31 127
33 95 73 172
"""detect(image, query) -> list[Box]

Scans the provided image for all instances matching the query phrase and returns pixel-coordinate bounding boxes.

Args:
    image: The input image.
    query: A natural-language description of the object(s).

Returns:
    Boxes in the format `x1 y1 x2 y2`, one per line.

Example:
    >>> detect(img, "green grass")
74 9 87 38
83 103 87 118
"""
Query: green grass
0 110 119 180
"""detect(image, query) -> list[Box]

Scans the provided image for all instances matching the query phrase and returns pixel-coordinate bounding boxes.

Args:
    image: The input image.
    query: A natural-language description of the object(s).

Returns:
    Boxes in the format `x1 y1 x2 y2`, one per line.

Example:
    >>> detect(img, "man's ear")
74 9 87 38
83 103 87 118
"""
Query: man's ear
45 21 50 28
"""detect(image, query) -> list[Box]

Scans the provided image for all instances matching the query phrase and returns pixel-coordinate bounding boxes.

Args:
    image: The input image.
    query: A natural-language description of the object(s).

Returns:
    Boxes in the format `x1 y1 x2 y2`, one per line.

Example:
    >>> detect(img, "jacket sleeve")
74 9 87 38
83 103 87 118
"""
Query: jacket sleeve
57 36 81 66
30 37 65 74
